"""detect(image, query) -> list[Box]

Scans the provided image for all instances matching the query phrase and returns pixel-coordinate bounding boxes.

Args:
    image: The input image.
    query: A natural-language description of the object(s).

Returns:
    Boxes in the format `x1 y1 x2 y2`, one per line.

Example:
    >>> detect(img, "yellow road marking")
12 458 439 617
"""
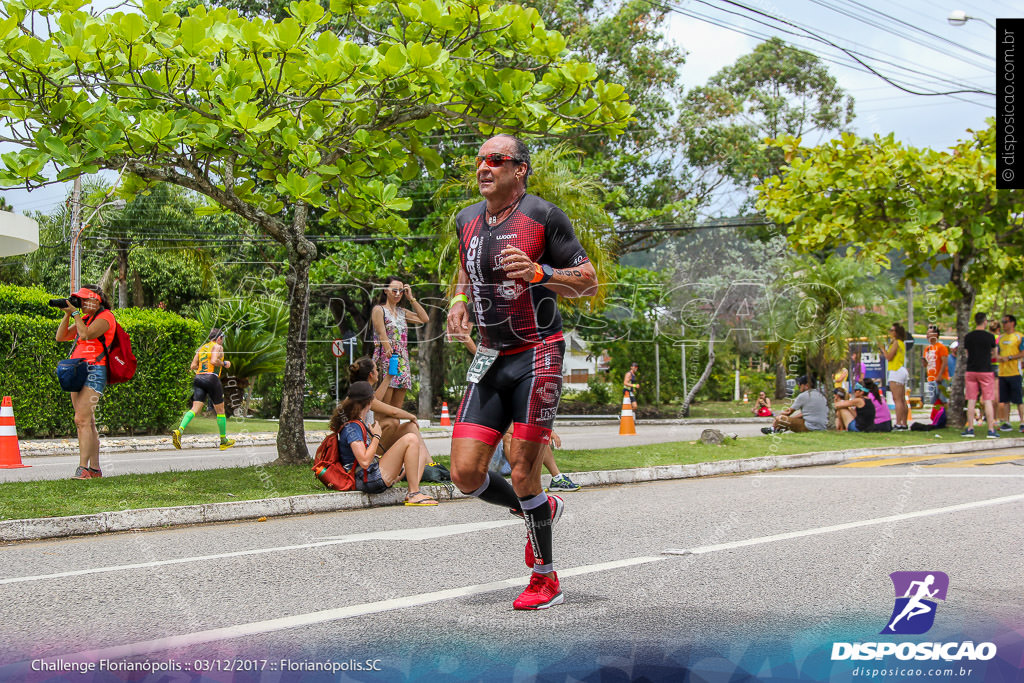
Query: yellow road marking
926 454 1024 468
840 453 977 468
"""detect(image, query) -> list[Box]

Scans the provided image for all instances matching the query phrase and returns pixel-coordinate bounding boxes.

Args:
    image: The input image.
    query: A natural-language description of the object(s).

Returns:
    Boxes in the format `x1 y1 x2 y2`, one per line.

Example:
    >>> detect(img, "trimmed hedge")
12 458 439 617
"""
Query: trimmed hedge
0 284 62 319
0 303 203 437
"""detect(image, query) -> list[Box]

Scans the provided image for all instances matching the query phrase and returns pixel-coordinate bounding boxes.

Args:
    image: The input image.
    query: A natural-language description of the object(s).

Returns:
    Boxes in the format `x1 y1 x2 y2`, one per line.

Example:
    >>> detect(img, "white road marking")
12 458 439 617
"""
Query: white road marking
10 556 665 666
663 492 1024 556
751 473 1024 479
0 520 520 586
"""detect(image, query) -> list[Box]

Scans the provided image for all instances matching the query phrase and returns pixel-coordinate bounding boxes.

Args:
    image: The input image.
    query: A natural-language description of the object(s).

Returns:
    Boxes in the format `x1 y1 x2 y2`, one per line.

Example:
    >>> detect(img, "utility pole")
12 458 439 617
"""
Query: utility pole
654 318 660 405
69 176 82 292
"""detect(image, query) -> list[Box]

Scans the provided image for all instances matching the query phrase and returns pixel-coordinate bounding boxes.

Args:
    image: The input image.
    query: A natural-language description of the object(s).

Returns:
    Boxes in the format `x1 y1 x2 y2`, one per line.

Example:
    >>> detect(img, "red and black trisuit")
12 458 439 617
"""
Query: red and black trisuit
454 193 590 447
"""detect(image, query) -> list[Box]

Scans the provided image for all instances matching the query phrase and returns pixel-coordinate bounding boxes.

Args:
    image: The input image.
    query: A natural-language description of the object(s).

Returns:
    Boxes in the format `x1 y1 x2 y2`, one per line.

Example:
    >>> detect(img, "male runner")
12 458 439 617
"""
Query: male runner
172 328 235 450
448 134 597 610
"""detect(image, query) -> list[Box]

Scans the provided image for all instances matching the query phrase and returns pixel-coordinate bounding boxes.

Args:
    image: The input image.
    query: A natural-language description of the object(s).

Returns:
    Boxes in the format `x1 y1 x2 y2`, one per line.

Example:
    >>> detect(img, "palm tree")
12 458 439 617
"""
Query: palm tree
195 297 287 416
766 254 895 420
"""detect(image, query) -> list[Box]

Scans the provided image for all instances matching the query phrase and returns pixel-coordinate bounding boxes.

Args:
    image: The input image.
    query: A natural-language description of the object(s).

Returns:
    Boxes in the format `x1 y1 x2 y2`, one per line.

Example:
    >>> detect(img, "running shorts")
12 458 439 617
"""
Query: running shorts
453 339 565 445
192 373 224 405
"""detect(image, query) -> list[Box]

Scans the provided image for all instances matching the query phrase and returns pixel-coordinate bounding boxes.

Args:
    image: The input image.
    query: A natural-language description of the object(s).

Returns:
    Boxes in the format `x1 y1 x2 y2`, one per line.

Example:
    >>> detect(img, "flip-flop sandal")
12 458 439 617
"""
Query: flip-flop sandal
404 491 438 506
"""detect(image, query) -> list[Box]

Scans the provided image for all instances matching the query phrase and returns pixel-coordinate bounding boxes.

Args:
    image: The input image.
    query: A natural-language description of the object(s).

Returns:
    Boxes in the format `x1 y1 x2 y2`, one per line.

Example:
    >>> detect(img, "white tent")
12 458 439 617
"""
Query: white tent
0 210 39 256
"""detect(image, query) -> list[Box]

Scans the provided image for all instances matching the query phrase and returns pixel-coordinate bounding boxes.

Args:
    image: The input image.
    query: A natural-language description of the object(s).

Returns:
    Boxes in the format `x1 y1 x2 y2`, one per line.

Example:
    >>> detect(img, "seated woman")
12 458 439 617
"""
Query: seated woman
862 378 893 432
752 391 773 417
834 384 876 432
329 381 438 506
348 356 431 461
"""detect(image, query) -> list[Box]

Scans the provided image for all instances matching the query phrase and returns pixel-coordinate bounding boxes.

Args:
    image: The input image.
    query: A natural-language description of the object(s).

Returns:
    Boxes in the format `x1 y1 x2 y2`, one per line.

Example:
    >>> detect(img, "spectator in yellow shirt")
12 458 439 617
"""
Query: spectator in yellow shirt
996 314 1024 432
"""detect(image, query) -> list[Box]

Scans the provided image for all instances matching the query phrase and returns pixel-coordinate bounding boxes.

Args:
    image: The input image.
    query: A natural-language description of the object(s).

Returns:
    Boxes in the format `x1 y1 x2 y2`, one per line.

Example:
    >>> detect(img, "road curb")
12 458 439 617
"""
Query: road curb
2 438 1020 542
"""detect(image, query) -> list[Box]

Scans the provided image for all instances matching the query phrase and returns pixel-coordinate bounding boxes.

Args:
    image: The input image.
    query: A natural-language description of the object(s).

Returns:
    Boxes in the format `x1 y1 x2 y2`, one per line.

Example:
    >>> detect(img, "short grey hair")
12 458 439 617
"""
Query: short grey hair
494 134 532 188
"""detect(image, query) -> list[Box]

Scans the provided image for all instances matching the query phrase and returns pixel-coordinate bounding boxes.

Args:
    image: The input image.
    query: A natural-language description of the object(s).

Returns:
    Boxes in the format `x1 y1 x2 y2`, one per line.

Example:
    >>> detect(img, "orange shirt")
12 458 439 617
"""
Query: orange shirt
923 342 949 382
69 310 117 365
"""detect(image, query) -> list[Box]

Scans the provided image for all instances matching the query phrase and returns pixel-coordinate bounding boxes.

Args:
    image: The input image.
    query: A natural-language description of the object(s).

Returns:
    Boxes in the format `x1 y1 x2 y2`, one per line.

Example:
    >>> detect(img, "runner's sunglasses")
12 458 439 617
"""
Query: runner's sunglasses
475 153 522 168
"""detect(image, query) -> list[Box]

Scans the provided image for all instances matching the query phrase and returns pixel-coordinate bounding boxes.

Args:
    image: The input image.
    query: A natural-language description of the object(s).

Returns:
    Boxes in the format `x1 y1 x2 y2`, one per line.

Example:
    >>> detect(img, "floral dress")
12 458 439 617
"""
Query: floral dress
372 305 413 390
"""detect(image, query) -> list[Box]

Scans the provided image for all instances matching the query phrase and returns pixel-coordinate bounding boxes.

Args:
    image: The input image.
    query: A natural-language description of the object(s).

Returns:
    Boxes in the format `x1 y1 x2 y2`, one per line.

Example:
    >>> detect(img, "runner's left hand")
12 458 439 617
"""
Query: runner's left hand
499 247 536 281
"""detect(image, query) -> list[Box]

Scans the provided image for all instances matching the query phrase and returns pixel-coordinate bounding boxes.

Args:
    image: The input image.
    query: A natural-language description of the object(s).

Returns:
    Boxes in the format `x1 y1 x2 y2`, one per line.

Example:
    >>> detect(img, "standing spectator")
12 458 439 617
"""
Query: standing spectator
760 375 827 434
922 325 949 405
752 391 773 417
962 312 999 439
623 362 639 414
55 286 115 480
879 322 910 430
996 314 1024 432
172 329 235 451
371 277 428 410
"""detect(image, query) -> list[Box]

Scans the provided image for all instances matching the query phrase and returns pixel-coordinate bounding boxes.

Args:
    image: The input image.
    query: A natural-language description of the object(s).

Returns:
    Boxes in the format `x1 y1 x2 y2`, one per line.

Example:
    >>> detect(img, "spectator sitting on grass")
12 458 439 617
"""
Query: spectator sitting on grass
861 378 893 432
329 381 438 506
834 384 876 432
761 375 827 434
752 391 773 417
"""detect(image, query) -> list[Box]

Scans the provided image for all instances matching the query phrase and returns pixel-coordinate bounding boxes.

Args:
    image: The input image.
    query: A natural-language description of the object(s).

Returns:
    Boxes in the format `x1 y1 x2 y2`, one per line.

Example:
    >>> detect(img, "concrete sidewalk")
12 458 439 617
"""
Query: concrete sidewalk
2 437 1021 543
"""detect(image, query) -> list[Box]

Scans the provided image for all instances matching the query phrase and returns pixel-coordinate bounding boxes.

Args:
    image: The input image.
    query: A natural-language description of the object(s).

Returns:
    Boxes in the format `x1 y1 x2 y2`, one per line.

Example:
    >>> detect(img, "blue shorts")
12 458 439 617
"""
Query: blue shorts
848 420 860 432
356 460 388 494
84 363 108 394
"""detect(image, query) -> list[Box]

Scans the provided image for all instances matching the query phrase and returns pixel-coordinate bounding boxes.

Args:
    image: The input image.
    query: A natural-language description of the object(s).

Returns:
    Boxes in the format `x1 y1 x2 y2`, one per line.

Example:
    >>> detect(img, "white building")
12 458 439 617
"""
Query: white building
561 329 606 390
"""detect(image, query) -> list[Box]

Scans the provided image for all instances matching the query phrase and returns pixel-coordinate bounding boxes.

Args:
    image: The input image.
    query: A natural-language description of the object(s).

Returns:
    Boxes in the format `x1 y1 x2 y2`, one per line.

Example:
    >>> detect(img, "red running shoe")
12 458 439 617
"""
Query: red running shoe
513 571 563 610
525 494 564 568
71 466 92 480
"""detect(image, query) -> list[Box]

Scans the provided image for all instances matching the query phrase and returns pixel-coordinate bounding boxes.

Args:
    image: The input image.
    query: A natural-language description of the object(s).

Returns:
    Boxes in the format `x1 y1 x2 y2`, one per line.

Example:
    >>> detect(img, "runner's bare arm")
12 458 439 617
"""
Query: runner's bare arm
447 267 472 337
500 247 598 298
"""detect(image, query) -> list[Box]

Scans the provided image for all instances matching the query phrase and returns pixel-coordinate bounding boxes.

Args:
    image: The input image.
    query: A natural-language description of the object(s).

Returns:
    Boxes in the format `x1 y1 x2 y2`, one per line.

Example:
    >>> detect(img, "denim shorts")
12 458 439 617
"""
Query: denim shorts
356 460 389 494
84 363 108 394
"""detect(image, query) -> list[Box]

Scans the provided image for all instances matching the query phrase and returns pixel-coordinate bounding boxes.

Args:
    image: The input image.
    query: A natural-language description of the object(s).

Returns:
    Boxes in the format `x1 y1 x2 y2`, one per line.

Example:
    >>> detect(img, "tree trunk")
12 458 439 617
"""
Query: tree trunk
774 359 787 399
222 376 249 418
275 205 316 465
132 269 145 308
417 302 445 420
948 253 974 429
680 326 715 417
116 246 129 309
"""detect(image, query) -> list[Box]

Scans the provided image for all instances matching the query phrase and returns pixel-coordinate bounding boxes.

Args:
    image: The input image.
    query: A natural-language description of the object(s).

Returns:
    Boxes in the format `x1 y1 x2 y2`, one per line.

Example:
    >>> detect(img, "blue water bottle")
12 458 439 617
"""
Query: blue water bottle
388 353 400 375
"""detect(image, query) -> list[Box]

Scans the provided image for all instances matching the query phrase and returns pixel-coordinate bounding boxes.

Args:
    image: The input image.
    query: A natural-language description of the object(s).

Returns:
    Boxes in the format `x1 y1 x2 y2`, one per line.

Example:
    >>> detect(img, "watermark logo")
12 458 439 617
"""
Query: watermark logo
881 571 949 635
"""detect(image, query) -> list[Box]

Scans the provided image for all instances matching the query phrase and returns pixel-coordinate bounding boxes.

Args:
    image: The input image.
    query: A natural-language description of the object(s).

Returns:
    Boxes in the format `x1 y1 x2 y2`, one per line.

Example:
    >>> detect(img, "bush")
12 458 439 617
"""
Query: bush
0 284 62 319
0 304 203 437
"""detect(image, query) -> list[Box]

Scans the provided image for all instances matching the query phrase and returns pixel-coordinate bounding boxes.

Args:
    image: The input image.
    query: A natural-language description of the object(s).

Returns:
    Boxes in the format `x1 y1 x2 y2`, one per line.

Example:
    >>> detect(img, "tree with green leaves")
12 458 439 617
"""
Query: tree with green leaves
757 120 1024 426
764 254 893 420
684 36 855 204
0 0 632 463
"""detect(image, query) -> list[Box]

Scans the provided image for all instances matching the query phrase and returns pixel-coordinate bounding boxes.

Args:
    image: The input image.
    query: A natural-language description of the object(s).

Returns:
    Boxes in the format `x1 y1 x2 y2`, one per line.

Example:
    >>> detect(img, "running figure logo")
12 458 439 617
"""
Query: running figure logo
881 571 949 635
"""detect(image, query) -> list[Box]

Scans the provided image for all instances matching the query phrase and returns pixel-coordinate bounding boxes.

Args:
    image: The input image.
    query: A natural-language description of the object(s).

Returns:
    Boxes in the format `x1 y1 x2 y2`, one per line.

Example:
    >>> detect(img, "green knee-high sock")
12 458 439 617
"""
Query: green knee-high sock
178 410 195 432
217 415 227 440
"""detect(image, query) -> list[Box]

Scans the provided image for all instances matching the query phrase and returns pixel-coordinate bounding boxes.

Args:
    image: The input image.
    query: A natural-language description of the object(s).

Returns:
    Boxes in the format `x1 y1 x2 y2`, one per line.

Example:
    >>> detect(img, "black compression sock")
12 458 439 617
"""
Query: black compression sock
521 493 553 568
470 472 522 513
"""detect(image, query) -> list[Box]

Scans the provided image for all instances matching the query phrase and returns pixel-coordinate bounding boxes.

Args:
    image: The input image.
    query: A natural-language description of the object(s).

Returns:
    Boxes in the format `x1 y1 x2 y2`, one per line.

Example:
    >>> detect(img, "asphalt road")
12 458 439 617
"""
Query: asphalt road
0 456 1021 681
1 422 769 482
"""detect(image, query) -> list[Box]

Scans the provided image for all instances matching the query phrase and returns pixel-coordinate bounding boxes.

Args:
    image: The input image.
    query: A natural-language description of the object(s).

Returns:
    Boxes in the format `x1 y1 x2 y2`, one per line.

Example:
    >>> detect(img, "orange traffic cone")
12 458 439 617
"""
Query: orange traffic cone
440 402 451 427
0 396 28 469
743 393 749 403
618 390 636 435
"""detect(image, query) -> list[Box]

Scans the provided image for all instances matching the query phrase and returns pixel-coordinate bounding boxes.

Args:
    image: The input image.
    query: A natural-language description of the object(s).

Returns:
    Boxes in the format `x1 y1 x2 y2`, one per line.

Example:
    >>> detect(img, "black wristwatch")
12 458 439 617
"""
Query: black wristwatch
539 264 554 284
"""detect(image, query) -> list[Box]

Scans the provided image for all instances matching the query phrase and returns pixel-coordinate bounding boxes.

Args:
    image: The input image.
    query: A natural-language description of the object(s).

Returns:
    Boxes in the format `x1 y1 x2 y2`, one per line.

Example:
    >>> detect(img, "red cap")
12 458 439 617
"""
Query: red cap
71 287 101 301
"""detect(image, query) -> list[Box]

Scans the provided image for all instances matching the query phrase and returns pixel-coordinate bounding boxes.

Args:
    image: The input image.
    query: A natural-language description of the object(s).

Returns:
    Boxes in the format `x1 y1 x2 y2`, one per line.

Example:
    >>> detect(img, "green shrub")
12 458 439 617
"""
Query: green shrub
0 307 203 437
0 284 61 319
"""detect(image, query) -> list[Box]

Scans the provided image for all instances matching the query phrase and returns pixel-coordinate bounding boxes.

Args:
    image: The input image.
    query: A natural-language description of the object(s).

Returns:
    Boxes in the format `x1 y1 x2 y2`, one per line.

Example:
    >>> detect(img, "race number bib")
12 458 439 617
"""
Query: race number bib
466 346 499 384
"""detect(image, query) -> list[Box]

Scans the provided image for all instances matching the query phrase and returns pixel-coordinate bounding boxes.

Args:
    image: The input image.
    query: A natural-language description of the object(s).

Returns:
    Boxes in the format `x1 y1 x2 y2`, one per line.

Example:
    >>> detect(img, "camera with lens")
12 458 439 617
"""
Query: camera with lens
48 294 84 309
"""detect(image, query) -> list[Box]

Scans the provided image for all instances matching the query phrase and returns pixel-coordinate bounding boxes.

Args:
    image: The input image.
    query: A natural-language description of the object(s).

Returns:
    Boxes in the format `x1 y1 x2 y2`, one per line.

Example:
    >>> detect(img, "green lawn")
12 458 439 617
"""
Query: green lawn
179 416 330 434
0 428 967 521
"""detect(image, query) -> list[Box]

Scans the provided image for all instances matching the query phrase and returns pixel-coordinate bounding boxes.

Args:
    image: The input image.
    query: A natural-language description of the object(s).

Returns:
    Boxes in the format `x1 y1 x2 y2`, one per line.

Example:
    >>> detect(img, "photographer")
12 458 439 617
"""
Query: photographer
54 286 115 480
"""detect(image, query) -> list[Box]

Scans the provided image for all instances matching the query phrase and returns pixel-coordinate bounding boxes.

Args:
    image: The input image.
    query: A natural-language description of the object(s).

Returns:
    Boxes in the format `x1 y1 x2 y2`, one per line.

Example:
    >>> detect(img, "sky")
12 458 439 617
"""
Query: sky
0 0 1006 219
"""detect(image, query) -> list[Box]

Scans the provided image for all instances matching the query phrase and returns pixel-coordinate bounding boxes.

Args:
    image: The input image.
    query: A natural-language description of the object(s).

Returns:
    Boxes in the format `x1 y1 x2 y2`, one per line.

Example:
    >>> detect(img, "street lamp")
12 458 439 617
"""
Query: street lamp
947 10 995 30
70 198 126 292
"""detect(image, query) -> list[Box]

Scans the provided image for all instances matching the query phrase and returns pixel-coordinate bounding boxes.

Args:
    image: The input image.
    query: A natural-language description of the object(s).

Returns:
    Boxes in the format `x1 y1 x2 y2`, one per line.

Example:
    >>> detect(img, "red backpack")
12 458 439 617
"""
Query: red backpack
312 422 369 491
99 321 137 384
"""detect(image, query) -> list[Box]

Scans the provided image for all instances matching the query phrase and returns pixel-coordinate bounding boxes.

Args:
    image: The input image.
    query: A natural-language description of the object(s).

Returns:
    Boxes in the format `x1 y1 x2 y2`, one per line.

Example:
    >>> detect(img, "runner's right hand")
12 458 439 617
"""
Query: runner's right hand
447 300 471 338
